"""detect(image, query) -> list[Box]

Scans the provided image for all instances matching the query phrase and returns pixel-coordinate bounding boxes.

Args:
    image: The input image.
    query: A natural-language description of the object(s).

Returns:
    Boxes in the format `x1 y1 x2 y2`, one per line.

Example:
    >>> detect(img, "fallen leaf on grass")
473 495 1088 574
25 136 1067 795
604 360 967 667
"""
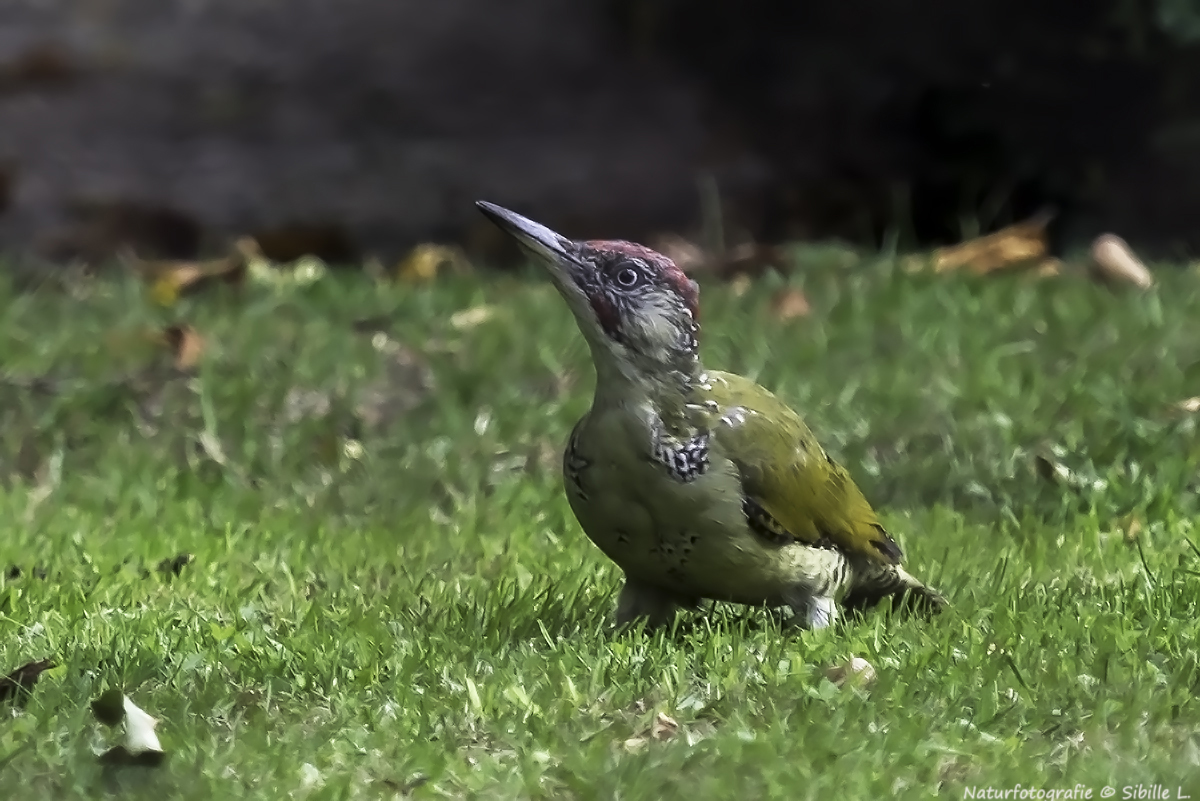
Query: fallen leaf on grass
620 711 715 752
397 243 470 282
1090 234 1153 288
650 711 679 740
123 248 246 306
92 690 166 767
0 658 55 705
769 287 811 321
1032 258 1065 278
929 210 1055 275
162 325 205 371
825 656 877 689
622 712 680 752
237 237 330 289
450 305 497 330
102 325 206 373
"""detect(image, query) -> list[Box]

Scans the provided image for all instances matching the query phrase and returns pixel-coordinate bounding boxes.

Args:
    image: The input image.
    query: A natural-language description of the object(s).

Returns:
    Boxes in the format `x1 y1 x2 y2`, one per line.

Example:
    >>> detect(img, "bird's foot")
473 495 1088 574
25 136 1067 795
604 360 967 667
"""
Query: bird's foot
784 593 839 630
807 596 839 629
615 578 683 630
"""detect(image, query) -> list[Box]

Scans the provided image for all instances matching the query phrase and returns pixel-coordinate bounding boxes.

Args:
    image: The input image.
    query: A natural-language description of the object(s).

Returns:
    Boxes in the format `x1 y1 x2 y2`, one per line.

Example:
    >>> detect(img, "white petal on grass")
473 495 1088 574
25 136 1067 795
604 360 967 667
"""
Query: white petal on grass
122 695 162 755
825 656 877 689
93 691 166 766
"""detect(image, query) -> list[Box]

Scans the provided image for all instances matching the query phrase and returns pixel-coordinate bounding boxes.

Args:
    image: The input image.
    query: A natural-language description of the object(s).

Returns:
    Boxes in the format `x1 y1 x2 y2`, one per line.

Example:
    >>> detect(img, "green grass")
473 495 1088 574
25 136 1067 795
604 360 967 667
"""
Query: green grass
2 252 1200 799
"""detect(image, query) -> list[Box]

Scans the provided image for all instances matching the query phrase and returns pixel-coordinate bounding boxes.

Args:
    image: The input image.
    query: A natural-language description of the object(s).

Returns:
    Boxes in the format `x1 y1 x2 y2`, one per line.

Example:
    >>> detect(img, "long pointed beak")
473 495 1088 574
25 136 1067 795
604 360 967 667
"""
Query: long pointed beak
475 200 576 270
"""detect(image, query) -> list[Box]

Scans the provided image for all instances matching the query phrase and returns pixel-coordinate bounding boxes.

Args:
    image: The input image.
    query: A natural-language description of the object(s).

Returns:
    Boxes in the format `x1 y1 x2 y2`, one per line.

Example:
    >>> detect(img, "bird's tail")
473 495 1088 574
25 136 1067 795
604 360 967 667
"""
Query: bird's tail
842 562 946 618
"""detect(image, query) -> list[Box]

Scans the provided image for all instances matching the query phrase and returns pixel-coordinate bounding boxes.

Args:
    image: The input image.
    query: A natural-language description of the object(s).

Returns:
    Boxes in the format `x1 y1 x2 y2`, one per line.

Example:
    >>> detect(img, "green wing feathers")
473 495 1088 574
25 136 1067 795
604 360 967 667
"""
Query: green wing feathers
699 371 904 565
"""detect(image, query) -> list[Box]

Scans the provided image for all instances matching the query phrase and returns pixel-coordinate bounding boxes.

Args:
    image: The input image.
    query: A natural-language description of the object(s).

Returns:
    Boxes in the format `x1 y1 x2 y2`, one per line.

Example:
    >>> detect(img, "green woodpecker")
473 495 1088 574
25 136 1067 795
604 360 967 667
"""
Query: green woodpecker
477 201 946 630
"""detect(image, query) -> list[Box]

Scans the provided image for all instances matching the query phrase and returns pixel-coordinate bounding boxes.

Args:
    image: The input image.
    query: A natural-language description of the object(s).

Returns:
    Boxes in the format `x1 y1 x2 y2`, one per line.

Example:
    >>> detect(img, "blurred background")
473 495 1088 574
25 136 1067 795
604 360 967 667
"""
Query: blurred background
1 0 1200 267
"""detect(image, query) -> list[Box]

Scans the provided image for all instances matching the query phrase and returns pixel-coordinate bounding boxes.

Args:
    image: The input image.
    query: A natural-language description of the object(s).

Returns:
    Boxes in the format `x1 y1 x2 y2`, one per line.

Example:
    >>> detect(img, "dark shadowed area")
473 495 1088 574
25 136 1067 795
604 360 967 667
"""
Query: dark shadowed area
0 0 1198 263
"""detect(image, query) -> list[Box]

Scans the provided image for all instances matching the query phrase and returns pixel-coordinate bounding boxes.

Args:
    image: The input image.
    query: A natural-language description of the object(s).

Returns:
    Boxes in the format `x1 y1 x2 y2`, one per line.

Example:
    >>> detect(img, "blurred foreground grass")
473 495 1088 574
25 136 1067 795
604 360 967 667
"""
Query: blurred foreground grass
1 251 1199 798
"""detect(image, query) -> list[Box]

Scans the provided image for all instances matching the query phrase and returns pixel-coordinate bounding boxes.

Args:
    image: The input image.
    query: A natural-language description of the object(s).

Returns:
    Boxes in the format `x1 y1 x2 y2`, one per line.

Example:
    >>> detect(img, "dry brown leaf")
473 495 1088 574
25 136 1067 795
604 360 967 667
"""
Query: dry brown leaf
650 712 679 741
622 711 681 752
125 247 246 306
0 658 55 705
824 656 877 689
397 243 470 282
769 287 811 321
1034 258 1065 278
621 735 649 753
930 210 1055 275
1090 233 1153 288
162 325 205 371
450 305 497 331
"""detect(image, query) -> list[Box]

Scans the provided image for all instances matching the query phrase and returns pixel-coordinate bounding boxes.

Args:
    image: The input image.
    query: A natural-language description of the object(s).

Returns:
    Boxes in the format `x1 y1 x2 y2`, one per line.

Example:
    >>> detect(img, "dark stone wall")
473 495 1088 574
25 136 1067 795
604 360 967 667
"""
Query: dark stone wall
0 0 717 261
0 0 1197 263
625 0 1199 255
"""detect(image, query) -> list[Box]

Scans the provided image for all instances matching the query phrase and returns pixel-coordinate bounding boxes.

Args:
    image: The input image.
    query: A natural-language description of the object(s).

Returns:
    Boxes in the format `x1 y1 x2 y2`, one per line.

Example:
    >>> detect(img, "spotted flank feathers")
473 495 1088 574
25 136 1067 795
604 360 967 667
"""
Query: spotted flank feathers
650 424 710 483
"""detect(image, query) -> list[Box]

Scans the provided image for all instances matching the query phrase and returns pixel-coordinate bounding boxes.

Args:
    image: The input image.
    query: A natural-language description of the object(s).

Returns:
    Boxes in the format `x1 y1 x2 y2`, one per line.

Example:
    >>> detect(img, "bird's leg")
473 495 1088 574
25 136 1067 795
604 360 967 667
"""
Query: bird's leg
783 590 840 630
615 577 683 629
806 596 839 628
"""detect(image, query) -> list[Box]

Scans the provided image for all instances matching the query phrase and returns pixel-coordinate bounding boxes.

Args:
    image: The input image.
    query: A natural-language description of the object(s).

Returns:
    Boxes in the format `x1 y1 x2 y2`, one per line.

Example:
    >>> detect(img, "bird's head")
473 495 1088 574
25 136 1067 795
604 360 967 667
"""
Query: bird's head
477 201 701 394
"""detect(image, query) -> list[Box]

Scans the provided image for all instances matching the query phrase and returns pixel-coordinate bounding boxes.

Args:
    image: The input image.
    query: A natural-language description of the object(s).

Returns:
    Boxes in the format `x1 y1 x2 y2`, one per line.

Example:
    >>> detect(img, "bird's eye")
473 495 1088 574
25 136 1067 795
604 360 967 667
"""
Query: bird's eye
616 267 641 288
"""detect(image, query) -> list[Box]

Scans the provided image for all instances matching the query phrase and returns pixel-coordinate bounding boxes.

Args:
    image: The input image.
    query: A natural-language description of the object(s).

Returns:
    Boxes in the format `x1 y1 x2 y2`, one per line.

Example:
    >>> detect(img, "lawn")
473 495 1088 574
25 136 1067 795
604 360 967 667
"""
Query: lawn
1 251 1199 799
